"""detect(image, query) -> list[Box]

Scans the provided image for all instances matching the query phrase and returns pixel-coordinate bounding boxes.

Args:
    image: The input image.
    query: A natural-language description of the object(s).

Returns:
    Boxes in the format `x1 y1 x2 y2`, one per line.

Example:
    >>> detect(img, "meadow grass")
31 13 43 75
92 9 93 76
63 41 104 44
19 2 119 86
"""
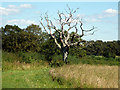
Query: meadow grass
49 64 118 88
2 51 119 88
2 62 69 88
2 61 118 88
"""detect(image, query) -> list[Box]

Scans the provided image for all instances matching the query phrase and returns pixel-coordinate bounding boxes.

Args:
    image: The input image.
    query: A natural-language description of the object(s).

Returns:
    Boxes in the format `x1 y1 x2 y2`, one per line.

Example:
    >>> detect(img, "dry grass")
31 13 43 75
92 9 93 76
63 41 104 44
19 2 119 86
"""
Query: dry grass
49 64 118 88
2 61 49 71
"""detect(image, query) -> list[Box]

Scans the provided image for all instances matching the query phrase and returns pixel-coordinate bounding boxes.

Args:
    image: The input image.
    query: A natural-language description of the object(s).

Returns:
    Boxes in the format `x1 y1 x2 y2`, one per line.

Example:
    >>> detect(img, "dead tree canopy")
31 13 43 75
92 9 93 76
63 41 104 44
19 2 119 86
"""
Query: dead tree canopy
39 6 96 63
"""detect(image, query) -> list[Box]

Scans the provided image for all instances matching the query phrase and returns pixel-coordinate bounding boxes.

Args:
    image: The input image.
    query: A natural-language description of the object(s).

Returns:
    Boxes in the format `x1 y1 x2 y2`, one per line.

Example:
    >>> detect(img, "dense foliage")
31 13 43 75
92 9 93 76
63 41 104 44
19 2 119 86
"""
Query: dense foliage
84 40 120 58
1 24 120 64
2 24 43 52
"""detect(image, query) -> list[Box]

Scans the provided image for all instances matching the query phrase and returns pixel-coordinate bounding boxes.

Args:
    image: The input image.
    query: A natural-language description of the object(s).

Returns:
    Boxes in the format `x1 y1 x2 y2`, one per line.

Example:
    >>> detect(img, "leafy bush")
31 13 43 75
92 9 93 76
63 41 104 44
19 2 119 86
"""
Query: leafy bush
3 51 45 63
94 56 104 60
69 47 86 58
50 55 64 67
103 52 116 58
17 52 45 63
40 38 61 61
2 51 22 62
115 56 120 62
50 59 65 67
80 56 120 66
67 55 81 64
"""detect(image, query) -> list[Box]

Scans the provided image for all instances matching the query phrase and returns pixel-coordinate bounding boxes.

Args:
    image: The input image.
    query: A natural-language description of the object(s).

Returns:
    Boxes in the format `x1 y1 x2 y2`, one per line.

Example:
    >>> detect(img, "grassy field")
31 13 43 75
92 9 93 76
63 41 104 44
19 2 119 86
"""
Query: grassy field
3 68 64 88
2 51 119 88
2 61 118 88
2 62 68 88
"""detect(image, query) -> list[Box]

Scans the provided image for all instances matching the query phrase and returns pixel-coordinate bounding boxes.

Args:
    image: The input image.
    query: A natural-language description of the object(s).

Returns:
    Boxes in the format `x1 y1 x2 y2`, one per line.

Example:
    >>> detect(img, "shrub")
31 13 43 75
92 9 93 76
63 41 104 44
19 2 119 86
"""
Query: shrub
50 55 64 67
67 55 81 64
69 47 86 58
17 52 45 63
3 51 46 63
2 51 22 62
115 56 120 62
94 56 102 60
50 59 64 67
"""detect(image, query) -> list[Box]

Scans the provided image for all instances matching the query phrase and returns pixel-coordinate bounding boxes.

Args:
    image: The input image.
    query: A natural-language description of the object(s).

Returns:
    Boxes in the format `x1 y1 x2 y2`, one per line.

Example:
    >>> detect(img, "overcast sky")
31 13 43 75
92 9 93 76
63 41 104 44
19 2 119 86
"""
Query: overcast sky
0 2 118 41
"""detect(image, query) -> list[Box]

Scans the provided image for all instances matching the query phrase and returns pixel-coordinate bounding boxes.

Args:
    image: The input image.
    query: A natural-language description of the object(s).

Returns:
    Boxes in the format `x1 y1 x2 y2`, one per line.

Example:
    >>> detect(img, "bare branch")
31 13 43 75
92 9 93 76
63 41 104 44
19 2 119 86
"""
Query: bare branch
59 32 66 47
39 20 49 34
80 22 84 37
61 13 67 21
49 20 59 31
83 26 97 32
67 22 77 31
54 35 61 49
86 30 97 36
75 26 78 33
40 13 62 49
64 31 70 47
73 8 79 13
39 6 96 50
58 10 62 24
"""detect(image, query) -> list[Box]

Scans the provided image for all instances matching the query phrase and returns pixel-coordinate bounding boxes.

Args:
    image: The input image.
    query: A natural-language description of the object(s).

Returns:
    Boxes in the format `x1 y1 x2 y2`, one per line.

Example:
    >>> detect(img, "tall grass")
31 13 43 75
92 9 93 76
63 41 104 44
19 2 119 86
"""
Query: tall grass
2 61 49 71
49 64 118 88
2 51 47 71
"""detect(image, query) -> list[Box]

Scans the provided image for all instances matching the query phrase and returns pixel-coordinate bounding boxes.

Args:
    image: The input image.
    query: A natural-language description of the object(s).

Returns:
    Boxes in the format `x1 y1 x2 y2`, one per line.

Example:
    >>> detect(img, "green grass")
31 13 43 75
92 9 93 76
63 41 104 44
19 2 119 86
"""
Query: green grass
2 61 119 88
2 66 69 88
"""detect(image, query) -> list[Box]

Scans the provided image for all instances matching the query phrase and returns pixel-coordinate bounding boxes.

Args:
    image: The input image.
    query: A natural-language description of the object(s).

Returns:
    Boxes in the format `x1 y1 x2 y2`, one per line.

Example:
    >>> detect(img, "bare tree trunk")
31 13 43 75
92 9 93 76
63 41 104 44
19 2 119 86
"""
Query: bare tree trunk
62 46 69 63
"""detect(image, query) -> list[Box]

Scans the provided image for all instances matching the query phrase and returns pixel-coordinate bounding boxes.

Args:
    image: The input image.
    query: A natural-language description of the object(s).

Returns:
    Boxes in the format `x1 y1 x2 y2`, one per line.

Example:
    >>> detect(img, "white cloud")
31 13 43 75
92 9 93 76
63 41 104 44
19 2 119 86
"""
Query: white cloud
84 9 117 23
20 4 32 8
104 8 117 14
97 9 117 19
7 19 37 26
0 4 32 16
0 6 19 15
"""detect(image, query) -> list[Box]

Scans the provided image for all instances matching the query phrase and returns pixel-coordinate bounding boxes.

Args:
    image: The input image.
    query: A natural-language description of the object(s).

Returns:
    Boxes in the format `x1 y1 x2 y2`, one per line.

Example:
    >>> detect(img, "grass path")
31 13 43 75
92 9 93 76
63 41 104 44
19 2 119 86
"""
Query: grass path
2 66 67 88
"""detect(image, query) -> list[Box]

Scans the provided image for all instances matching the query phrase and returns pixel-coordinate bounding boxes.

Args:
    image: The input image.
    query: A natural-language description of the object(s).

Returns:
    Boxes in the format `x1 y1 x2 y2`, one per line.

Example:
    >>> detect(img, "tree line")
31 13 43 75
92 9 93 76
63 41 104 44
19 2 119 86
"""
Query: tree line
1 24 120 61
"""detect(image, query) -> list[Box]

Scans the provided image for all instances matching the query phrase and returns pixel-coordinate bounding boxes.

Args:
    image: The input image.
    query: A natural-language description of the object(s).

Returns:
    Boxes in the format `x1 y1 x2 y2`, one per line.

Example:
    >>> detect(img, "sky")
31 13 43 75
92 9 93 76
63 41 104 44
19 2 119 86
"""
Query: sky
0 2 118 41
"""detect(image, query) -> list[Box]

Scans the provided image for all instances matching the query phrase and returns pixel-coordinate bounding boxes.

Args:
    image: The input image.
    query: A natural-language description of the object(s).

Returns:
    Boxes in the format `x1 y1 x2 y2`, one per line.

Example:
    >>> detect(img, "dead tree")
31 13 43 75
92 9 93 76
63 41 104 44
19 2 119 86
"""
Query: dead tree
39 6 96 63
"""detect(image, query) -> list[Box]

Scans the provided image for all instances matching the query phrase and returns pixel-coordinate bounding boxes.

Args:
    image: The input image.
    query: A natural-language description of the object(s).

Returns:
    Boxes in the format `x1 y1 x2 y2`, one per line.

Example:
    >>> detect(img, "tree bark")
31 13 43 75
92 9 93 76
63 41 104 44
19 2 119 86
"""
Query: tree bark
62 46 69 63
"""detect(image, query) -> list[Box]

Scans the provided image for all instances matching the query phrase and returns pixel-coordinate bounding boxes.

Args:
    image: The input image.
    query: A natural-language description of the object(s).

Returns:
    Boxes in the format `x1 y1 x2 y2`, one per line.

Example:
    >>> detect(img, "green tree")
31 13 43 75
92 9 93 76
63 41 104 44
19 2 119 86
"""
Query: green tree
2 25 22 52
2 24 43 52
